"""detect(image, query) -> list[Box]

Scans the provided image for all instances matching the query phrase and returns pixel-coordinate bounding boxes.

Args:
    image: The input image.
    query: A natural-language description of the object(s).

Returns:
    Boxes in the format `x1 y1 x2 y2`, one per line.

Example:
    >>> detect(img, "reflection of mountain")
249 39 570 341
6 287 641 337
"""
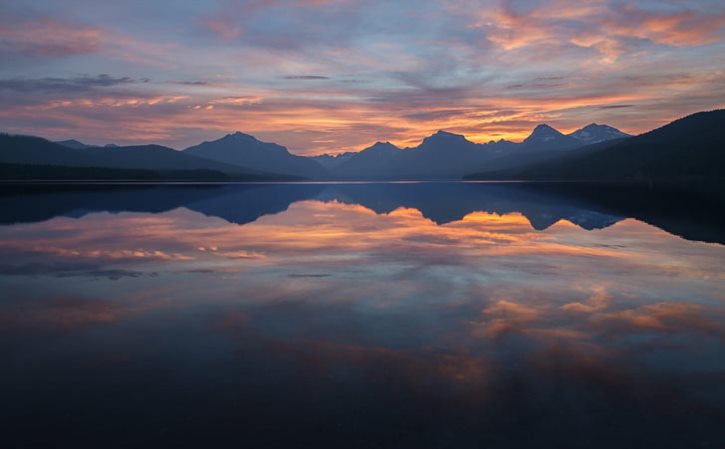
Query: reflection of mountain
1 183 722 244
320 183 623 230
186 184 325 225
0 184 322 226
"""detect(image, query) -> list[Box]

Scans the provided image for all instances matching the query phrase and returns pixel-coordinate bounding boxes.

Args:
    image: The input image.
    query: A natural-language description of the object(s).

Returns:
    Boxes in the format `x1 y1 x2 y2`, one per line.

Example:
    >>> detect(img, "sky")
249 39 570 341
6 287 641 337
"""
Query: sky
0 0 724 155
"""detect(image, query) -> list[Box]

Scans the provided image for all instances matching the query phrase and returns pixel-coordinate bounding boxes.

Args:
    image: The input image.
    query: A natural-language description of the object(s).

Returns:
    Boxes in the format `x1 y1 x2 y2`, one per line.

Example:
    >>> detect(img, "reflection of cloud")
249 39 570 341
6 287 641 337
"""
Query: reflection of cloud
472 300 541 339
0 297 118 331
0 261 149 280
1 195 724 444
203 285 723 444
593 302 725 336
561 286 611 313
0 244 193 262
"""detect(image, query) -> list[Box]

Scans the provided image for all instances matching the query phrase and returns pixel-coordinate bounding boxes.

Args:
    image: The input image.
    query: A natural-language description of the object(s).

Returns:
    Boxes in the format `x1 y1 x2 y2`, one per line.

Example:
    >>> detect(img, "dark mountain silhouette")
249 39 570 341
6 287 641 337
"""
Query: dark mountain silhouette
322 123 628 179
0 134 292 180
184 132 329 179
456 125 589 175
0 163 177 181
74 143 250 173
57 139 121 149
330 131 499 179
1 182 722 244
334 142 402 177
4 119 631 181
466 110 725 183
1 134 108 167
396 131 490 178
568 123 630 144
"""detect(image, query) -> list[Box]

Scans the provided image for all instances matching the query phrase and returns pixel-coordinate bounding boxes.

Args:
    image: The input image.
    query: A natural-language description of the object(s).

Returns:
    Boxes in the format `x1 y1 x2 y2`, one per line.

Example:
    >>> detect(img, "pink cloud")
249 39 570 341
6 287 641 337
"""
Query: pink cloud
0 16 102 57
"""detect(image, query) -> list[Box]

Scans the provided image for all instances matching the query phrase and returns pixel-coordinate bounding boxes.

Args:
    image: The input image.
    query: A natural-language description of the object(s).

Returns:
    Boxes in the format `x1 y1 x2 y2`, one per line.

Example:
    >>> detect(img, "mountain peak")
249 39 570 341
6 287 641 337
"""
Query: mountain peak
184 132 329 178
359 141 400 157
531 124 562 134
225 131 258 141
424 130 468 144
524 124 565 144
433 130 463 138
369 141 397 149
56 139 94 149
60 139 85 145
568 123 630 144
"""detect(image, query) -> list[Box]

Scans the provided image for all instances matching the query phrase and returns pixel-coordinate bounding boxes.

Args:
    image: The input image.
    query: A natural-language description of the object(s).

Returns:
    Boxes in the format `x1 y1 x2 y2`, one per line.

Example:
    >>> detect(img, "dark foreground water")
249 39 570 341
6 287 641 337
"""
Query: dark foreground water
0 182 724 449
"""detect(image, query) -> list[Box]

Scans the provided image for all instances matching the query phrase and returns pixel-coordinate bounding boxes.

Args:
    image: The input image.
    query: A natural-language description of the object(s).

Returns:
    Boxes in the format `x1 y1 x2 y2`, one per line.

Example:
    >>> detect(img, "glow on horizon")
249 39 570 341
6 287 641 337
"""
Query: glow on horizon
0 0 724 155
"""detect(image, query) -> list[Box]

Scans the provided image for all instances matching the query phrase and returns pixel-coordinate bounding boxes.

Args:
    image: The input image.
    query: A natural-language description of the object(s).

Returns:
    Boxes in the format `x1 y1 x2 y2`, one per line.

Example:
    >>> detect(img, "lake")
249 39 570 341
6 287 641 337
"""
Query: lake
1 182 723 448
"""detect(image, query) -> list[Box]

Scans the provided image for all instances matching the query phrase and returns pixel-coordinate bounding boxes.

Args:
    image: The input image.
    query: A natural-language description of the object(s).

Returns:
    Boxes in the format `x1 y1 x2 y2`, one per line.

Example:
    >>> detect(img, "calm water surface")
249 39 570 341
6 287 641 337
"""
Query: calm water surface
1 182 724 448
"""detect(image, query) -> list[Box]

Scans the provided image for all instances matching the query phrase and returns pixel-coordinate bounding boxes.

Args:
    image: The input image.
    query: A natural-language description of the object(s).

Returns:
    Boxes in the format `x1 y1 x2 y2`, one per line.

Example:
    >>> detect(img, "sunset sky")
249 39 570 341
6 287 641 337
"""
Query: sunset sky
1 0 724 155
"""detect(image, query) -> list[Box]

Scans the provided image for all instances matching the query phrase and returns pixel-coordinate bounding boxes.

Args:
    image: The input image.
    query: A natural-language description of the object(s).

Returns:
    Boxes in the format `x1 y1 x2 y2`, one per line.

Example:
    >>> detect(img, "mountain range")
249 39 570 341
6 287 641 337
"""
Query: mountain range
309 123 630 179
466 110 725 183
1 109 722 183
0 134 292 181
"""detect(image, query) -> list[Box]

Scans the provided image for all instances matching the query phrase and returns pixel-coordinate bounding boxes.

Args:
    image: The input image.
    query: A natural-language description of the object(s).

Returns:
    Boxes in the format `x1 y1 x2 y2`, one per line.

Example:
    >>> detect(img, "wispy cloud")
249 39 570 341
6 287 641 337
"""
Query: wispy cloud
0 74 138 93
283 75 330 80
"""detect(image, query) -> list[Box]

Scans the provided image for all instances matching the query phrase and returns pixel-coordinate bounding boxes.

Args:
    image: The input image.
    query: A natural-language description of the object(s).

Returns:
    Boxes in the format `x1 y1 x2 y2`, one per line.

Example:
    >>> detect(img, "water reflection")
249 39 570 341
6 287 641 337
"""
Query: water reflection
0 183 723 448
1 182 724 243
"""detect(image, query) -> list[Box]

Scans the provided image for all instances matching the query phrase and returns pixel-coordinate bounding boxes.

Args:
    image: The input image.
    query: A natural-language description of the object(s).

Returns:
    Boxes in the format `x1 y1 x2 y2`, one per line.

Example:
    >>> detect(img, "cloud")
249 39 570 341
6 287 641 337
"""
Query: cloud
469 0 725 63
0 74 137 93
0 15 102 57
204 18 243 40
284 75 331 80
0 261 148 280
598 104 633 109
